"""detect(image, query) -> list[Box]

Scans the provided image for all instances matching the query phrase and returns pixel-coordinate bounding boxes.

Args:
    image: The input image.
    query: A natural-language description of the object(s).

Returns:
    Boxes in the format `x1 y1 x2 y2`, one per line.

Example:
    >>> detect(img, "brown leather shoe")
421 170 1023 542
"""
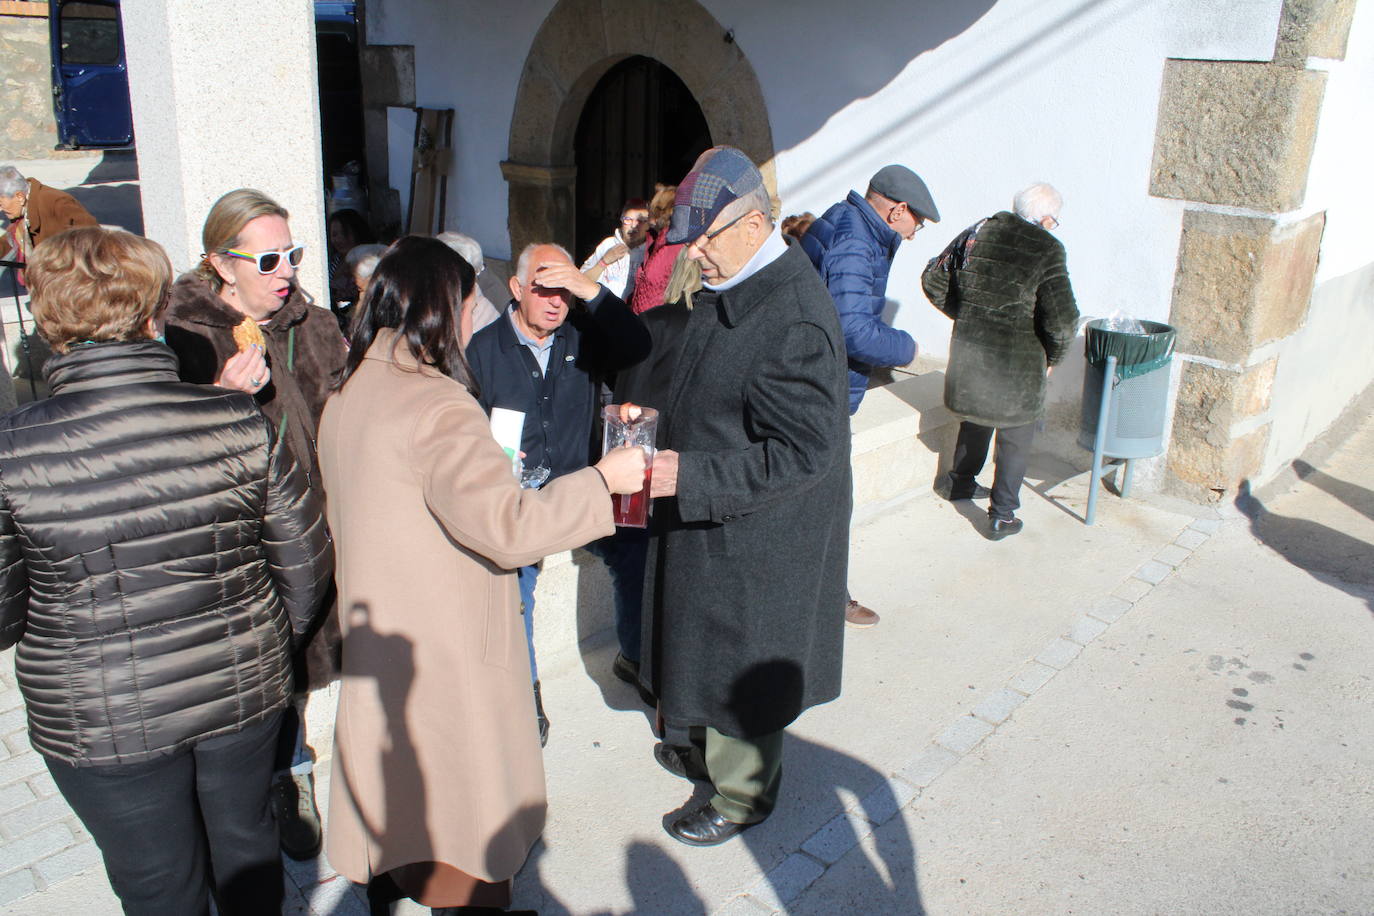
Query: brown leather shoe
845 599 880 628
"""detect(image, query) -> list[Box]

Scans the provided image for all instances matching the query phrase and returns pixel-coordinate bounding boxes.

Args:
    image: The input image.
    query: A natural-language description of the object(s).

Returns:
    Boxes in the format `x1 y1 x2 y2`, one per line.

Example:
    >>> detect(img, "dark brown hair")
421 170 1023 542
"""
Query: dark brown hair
338 236 477 392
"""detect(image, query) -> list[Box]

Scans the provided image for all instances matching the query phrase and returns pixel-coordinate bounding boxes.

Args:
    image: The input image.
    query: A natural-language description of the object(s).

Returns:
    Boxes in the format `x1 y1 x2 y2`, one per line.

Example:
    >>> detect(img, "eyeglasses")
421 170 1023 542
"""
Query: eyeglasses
1046 216 1060 230
621 215 648 225
698 210 756 244
224 245 305 274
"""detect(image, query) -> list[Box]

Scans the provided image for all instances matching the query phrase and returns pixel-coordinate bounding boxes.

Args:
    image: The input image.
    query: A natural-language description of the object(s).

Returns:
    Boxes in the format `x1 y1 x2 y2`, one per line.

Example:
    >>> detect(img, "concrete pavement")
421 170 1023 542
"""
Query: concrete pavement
2 411 1372 914
5 408 1374 913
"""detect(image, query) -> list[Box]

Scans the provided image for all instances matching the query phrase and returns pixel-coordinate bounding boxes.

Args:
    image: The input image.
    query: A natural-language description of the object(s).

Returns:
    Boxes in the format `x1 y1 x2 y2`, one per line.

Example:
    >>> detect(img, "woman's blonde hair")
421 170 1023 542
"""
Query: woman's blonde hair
28 227 172 354
648 183 677 231
197 188 290 292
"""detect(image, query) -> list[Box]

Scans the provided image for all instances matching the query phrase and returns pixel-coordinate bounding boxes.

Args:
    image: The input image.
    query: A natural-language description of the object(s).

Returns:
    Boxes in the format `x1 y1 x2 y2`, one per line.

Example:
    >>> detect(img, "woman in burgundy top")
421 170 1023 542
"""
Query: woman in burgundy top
629 183 683 314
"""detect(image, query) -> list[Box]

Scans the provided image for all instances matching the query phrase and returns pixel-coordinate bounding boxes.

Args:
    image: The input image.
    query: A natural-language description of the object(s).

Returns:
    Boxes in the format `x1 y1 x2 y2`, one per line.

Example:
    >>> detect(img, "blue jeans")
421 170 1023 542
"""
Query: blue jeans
585 528 648 663
518 564 540 683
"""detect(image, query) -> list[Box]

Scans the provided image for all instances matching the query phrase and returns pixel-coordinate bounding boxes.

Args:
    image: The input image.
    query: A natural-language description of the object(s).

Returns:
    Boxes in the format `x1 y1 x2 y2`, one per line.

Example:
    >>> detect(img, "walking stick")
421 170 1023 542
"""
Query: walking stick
0 259 39 402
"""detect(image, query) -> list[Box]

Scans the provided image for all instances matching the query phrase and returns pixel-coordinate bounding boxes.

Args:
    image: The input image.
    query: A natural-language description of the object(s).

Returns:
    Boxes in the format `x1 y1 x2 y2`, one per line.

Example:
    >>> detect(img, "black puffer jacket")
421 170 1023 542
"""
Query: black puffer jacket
0 341 332 766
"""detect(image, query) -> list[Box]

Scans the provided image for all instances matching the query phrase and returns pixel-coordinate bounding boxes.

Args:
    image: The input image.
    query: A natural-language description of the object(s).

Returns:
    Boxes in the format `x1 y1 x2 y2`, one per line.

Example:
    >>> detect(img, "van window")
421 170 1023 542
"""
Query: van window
59 3 120 66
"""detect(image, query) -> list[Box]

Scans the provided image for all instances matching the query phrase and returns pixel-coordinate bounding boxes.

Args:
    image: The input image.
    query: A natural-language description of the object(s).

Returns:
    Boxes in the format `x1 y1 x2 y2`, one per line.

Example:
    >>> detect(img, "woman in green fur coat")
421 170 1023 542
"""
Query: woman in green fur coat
921 183 1079 538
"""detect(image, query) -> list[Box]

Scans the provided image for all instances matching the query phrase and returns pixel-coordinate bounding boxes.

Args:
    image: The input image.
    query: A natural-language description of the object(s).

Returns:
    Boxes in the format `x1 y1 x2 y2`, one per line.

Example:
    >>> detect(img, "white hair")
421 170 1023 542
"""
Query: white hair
0 166 27 198
515 242 573 284
435 231 483 274
1013 183 1063 223
715 183 776 229
347 243 388 280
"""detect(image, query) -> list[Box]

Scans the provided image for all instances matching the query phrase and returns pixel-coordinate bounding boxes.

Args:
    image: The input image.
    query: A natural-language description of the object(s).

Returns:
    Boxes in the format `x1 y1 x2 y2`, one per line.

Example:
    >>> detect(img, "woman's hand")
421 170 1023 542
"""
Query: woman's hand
216 345 270 394
595 445 648 495
601 243 629 265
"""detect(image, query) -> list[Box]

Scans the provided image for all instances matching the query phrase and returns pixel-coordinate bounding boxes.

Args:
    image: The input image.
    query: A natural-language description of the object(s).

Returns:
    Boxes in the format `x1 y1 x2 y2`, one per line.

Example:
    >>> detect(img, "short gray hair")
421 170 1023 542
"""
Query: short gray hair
0 166 27 198
435 231 483 274
347 243 388 280
715 183 776 230
1013 183 1063 223
514 242 573 284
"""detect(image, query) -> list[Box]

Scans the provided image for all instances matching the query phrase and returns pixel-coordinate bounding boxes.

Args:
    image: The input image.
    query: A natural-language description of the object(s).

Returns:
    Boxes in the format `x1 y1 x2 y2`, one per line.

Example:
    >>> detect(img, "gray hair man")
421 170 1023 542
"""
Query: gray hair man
921 182 1079 539
463 239 650 746
1 165 98 264
644 147 852 846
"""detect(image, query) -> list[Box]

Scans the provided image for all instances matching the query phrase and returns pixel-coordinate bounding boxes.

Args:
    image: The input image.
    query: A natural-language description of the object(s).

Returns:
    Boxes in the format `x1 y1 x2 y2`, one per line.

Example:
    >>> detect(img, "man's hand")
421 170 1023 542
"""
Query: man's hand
650 449 679 497
533 260 602 302
216 345 270 394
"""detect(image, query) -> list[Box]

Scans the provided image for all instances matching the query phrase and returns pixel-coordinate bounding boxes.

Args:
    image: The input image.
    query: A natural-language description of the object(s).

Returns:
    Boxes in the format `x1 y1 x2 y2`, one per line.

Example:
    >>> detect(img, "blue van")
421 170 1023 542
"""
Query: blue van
50 0 133 149
50 1 360 155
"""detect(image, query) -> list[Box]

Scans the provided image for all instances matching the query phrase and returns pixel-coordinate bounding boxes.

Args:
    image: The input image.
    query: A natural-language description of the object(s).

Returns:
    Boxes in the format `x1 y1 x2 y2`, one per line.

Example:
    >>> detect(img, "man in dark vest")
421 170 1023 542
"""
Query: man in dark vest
645 147 851 846
921 182 1079 539
802 164 940 627
465 243 650 744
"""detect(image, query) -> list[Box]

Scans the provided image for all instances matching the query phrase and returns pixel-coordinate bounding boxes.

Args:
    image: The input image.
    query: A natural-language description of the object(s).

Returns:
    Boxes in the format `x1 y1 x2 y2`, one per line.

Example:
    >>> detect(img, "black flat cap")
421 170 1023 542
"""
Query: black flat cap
870 165 940 223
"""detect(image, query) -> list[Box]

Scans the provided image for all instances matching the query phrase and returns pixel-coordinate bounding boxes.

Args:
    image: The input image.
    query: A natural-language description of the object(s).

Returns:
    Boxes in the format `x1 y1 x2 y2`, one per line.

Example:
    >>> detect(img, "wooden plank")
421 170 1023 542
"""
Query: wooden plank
0 1 49 17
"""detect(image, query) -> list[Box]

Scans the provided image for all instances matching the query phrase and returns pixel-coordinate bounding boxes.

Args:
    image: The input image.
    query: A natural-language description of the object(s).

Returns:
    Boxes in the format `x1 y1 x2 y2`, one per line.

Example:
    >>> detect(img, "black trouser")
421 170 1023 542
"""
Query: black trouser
46 712 283 916
950 420 1036 521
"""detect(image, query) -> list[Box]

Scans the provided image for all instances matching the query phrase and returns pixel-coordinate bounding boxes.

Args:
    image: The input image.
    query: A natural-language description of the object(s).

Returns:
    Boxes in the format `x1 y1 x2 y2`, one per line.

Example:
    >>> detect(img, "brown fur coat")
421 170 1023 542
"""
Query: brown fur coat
165 273 348 689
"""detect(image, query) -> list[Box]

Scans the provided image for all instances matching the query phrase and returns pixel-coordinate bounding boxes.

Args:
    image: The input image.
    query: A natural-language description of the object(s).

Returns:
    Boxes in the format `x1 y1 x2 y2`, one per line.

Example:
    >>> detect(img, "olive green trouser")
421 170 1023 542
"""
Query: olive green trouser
687 726 784 824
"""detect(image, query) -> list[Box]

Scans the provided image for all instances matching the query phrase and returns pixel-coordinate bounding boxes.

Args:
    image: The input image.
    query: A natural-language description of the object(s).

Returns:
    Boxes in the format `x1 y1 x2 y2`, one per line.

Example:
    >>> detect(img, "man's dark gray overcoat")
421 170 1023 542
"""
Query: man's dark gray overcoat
640 242 851 739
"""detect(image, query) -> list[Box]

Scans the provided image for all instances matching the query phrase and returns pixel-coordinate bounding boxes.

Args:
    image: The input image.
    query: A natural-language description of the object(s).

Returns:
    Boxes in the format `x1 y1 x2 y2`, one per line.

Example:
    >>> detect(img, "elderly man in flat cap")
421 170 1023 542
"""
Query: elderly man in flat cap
643 147 851 846
802 164 940 628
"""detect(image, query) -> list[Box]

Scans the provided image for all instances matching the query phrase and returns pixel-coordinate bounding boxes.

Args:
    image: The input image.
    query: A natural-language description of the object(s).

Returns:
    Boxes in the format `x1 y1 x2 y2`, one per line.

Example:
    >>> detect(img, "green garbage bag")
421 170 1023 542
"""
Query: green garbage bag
1084 319 1175 381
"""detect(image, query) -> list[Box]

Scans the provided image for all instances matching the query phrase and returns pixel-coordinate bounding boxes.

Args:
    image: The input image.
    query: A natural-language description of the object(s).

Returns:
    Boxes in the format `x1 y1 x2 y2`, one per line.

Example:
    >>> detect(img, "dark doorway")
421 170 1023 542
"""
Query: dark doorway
573 56 712 263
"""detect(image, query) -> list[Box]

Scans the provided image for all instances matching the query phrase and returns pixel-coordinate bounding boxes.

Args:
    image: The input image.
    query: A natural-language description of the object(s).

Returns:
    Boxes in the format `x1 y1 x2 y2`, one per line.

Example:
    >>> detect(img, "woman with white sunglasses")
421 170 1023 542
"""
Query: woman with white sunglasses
164 187 349 863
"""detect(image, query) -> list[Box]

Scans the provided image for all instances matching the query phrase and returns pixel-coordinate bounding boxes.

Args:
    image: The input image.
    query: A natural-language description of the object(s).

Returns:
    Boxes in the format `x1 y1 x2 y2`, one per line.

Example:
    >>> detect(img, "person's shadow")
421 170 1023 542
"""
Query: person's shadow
667 661 925 914
1236 471 1374 615
327 603 427 911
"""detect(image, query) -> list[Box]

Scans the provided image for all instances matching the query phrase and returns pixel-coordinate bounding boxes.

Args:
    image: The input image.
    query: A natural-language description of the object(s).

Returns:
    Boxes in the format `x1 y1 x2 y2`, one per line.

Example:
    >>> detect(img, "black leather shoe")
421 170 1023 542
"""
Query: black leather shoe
988 515 1024 540
533 680 550 747
654 743 706 781
667 802 754 847
612 653 657 707
945 480 992 501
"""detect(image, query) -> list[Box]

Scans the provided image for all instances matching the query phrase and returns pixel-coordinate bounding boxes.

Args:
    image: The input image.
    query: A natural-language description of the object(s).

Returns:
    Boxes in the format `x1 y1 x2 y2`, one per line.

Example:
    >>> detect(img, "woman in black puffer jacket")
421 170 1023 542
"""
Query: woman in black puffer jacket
0 228 333 915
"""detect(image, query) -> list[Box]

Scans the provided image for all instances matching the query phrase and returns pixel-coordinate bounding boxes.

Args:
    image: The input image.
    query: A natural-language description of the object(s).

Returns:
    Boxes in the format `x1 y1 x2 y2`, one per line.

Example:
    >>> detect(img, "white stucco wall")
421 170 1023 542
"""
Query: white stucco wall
742 0 1283 361
368 1 550 260
371 0 1284 329
371 0 1374 488
1261 0 1374 479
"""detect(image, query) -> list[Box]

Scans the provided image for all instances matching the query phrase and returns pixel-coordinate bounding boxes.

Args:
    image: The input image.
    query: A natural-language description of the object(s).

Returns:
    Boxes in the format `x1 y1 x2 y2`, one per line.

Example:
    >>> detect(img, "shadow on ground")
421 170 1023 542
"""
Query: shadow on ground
1236 467 1374 615
515 730 924 914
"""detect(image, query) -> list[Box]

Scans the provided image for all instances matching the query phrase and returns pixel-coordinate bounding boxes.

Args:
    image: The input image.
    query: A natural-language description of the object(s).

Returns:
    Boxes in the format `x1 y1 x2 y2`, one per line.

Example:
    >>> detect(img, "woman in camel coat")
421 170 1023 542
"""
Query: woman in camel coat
316 237 645 913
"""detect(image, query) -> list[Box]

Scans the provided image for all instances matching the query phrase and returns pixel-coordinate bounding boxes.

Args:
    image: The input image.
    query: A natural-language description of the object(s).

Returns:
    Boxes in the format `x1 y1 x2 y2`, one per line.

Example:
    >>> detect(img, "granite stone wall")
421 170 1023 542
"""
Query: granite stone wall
0 13 61 159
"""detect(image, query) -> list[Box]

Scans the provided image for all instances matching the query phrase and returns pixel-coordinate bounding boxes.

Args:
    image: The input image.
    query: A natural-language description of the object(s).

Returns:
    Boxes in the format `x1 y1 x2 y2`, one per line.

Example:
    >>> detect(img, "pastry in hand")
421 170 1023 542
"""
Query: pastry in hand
232 315 265 352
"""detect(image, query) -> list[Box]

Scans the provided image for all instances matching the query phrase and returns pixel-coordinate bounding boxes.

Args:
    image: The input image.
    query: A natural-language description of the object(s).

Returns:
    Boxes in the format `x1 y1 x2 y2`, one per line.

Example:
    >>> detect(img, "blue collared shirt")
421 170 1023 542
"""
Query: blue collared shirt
507 305 556 375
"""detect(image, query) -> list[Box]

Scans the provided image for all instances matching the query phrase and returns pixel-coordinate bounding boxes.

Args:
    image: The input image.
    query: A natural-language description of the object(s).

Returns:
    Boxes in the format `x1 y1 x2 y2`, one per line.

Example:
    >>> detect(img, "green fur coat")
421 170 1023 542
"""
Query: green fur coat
921 211 1079 427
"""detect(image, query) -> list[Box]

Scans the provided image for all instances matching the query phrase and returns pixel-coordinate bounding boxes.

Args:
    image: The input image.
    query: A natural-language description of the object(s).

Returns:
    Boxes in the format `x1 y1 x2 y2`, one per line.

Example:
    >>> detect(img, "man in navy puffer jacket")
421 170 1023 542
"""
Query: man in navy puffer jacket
802 165 939 627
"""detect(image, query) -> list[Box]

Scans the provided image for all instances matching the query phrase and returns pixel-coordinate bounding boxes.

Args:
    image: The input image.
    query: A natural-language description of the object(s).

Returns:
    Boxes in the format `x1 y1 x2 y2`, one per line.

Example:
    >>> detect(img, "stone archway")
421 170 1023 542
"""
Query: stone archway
502 0 775 257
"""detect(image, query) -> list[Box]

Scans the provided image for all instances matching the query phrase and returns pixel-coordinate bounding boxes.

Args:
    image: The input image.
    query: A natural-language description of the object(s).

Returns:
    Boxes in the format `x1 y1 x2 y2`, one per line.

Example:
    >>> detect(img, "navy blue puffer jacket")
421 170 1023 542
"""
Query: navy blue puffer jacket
801 191 917 413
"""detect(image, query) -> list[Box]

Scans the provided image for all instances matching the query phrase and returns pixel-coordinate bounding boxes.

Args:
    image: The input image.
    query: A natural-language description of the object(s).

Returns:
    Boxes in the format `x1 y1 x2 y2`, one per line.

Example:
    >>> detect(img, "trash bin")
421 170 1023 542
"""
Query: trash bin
1078 319 1176 459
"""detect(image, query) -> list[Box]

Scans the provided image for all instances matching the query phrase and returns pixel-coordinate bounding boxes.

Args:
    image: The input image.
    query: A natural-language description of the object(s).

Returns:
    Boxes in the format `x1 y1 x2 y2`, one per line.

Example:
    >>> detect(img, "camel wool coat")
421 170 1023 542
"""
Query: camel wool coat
317 330 614 884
